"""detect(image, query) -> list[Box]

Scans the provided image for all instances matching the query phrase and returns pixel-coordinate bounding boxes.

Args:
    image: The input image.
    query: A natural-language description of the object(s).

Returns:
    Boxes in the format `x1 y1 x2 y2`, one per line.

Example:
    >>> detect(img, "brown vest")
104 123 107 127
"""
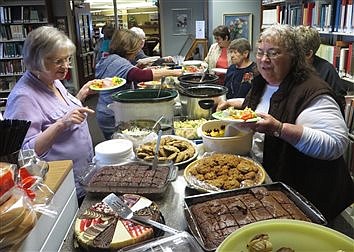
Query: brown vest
243 74 354 220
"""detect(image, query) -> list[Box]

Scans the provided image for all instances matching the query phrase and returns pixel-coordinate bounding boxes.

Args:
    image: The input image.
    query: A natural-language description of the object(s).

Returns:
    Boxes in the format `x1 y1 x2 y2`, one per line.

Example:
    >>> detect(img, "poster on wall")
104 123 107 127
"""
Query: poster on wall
223 13 252 45
172 8 192 35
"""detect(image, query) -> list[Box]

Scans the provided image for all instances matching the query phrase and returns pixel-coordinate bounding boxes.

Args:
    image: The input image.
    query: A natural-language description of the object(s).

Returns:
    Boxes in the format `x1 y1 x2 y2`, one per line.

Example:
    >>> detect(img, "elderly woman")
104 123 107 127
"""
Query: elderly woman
130 26 173 67
4 26 96 203
224 38 257 98
239 24 353 221
204 25 232 84
95 28 182 139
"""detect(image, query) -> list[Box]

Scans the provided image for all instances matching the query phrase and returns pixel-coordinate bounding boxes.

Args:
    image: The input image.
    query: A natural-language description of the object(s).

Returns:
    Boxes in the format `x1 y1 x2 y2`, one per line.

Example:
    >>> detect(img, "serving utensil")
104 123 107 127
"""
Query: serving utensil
152 130 162 170
103 193 179 234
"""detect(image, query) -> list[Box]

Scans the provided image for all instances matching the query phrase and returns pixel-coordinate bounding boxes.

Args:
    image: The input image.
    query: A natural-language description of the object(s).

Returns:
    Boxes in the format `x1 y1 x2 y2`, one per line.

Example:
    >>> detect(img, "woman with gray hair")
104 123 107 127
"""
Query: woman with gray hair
4 26 97 204
224 38 258 98
221 24 353 220
245 24 353 221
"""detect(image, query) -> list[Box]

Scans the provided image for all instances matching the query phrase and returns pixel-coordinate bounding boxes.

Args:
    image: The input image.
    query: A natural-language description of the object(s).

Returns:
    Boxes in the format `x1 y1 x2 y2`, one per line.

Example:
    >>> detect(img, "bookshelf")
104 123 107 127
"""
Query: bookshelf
0 0 52 110
260 0 354 88
73 2 95 87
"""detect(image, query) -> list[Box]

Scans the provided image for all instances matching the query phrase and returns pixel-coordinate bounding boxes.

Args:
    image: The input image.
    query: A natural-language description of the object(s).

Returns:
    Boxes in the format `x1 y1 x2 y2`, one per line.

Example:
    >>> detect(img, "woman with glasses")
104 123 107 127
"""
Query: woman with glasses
95 28 182 139
204 25 232 84
220 24 353 221
4 26 97 204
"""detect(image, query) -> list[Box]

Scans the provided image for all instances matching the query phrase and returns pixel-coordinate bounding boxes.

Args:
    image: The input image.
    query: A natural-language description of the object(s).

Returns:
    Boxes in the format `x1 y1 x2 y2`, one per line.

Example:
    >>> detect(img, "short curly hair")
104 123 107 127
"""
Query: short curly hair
294 25 321 55
213 25 230 40
22 26 76 72
229 38 251 58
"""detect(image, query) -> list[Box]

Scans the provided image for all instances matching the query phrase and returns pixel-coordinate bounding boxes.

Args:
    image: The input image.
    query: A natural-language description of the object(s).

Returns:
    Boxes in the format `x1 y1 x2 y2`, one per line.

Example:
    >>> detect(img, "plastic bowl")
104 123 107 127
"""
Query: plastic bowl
201 120 253 155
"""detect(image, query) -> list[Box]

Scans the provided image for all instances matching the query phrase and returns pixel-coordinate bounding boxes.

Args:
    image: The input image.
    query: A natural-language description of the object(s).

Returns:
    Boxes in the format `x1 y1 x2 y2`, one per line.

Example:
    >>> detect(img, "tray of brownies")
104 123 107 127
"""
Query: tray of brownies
183 182 327 251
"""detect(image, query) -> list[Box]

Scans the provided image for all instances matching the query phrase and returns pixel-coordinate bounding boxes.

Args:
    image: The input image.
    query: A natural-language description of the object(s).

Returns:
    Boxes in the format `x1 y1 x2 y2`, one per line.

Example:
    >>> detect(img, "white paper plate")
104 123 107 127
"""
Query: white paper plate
211 68 228 74
182 60 203 66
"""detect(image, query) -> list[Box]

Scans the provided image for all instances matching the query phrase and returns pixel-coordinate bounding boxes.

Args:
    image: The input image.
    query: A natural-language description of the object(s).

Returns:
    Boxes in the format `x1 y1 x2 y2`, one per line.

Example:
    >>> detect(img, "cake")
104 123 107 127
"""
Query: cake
189 187 311 250
74 194 162 250
87 163 170 194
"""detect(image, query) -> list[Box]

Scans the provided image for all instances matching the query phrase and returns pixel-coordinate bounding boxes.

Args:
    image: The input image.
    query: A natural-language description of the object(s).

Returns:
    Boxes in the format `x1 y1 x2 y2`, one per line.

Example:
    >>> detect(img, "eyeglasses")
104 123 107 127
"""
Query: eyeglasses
50 56 72 67
255 49 282 59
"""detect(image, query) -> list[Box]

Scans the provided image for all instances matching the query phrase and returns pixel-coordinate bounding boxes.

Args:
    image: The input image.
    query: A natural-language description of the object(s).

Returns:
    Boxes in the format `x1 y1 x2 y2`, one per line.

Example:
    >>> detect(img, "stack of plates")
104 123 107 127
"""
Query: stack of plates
94 139 134 166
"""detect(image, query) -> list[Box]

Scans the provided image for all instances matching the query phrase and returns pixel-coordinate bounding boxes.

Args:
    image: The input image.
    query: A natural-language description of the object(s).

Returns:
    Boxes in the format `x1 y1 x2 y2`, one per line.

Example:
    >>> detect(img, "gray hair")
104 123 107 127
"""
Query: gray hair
257 24 313 81
294 25 321 55
130 27 145 39
229 38 251 58
23 26 76 72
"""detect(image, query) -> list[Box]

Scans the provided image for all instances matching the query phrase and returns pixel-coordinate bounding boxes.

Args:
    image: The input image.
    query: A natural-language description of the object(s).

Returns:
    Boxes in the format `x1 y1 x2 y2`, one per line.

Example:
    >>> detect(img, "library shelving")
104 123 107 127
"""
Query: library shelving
261 0 354 86
0 0 52 110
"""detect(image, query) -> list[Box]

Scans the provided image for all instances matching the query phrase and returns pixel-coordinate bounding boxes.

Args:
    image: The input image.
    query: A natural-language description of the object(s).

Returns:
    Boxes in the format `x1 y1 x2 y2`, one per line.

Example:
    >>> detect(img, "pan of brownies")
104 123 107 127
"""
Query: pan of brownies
183 182 327 251
80 160 178 197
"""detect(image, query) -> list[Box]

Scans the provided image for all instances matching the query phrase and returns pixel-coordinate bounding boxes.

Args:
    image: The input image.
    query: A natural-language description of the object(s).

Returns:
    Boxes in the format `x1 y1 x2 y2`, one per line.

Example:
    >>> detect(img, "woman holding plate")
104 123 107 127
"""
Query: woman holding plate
218 24 353 221
95 28 182 140
4 26 97 204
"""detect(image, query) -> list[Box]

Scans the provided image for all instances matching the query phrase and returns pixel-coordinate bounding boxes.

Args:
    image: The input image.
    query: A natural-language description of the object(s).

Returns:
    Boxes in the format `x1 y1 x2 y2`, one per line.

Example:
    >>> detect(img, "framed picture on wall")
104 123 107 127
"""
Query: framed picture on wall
223 13 252 45
172 8 192 35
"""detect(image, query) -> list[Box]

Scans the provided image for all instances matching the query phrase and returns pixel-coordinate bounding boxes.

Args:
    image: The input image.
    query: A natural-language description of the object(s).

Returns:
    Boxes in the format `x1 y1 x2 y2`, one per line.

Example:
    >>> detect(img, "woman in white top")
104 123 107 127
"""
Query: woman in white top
218 24 353 221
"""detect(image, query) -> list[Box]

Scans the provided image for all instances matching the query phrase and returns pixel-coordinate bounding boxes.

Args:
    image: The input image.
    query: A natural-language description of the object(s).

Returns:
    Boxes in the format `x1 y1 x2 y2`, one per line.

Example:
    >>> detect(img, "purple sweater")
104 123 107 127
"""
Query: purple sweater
4 71 93 198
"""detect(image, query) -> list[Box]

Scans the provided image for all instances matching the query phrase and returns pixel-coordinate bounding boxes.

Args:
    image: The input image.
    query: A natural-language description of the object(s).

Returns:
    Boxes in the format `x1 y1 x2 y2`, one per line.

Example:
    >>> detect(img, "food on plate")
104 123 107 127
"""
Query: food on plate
86 164 170 193
213 107 260 122
173 118 207 139
227 107 258 121
111 76 124 85
186 154 264 190
203 124 226 137
189 186 311 250
74 194 163 250
90 77 125 89
247 234 294 252
136 136 196 164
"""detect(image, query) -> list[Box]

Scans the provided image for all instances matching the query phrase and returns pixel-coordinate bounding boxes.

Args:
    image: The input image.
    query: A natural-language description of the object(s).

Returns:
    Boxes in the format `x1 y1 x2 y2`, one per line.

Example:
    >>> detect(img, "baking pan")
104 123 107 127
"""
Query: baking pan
80 160 178 197
184 182 327 251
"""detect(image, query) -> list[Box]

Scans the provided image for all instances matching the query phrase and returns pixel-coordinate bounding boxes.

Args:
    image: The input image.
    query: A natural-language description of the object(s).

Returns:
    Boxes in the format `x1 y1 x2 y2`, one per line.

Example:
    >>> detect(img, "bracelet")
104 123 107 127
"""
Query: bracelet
273 122 283 138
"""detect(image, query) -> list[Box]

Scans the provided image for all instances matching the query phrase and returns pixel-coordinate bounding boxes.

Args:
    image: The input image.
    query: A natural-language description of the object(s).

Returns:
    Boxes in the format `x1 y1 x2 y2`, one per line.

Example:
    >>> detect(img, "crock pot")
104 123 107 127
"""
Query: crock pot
177 73 219 86
178 84 228 119
108 89 178 129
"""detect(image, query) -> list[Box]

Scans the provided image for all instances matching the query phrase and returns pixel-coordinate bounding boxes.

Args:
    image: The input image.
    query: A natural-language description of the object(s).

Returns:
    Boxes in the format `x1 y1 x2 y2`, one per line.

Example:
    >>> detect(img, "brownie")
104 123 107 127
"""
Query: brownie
189 187 313 250
88 164 170 192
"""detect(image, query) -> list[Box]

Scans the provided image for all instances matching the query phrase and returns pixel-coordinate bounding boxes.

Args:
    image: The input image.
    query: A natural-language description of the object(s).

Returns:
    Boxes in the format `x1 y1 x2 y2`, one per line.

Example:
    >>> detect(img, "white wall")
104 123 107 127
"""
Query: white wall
160 0 261 58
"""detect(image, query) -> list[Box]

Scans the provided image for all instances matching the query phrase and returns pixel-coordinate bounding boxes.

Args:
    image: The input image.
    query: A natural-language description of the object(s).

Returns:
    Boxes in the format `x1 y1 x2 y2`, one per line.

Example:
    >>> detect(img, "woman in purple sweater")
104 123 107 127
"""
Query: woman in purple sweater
4 26 96 203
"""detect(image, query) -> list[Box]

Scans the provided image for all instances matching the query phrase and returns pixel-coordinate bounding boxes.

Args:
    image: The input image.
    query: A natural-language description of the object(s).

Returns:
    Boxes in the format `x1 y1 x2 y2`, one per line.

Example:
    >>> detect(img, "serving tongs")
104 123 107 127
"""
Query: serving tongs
103 193 179 234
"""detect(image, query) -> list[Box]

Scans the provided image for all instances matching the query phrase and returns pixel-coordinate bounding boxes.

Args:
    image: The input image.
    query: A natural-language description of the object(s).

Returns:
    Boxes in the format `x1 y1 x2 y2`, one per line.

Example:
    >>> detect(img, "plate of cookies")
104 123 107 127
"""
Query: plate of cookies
183 153 266 193
135 135 198 167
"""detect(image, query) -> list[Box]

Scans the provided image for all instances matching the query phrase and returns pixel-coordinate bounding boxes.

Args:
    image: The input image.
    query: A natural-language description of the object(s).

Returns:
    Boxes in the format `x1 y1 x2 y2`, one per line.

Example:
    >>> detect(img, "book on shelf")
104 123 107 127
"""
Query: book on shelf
346 43 353 78
29 8 39 22
345 0 353 33
262 9 278 28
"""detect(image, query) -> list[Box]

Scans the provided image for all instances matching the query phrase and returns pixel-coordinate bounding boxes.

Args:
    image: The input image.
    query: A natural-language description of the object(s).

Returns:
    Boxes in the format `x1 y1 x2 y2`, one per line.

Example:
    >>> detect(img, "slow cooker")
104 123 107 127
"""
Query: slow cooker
178 84 228 119
109 89 178 130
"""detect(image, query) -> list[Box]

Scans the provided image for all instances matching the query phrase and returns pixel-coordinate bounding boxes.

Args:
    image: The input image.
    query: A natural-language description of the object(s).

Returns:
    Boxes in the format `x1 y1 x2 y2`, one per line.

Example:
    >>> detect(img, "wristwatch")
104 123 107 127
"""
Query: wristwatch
273 122 283 137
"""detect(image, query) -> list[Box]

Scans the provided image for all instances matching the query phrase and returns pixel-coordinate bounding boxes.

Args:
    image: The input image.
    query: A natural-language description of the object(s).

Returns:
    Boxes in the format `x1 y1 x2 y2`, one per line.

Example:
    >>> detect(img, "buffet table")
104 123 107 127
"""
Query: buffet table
18 160 78 251
59 160 353 251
